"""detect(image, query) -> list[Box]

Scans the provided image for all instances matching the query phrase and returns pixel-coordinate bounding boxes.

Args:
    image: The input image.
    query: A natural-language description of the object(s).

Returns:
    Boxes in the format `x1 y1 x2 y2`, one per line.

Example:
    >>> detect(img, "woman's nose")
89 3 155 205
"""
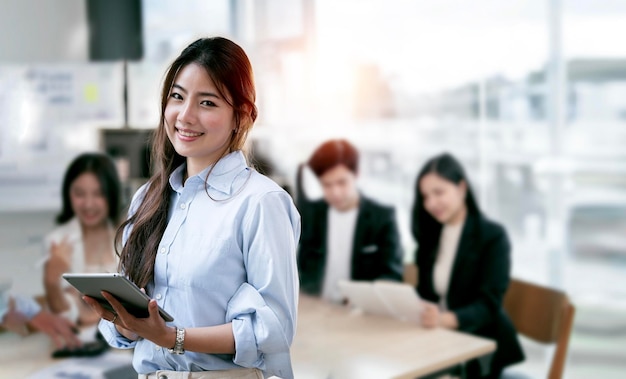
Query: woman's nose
84 195 96 208
178 101 197 124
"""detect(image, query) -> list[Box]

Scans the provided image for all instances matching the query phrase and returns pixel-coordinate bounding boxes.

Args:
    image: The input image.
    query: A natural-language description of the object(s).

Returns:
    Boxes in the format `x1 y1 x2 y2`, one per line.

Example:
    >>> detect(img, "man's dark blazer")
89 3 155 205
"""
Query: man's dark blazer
415 213 525 375
296 168 404 295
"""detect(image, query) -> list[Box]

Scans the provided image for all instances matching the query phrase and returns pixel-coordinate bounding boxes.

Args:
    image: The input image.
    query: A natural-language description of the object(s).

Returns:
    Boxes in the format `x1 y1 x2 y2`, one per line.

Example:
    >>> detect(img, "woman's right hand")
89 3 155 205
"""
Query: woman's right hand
46 238 73 281
82 294 140 341
420 301 441 328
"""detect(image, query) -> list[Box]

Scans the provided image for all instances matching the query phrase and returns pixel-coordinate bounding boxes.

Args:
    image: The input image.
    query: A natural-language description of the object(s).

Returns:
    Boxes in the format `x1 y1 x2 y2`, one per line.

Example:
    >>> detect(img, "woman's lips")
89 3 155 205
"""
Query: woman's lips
176 127 204 142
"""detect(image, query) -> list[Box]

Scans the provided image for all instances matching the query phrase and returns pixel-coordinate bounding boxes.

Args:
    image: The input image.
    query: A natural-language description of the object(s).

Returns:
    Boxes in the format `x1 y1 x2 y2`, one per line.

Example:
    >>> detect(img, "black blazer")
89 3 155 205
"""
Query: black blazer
296 168 404 295
416 213 525 373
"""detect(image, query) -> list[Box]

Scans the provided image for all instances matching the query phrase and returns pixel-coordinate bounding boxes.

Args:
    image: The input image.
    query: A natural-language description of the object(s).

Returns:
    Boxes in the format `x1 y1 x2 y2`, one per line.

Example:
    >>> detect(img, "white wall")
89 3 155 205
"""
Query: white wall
0 0 88 63
0 211 56 297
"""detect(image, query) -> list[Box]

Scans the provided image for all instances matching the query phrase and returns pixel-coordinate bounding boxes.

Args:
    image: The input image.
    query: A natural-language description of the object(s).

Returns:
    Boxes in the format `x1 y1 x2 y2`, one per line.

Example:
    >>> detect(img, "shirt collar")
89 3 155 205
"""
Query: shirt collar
169 151 249 195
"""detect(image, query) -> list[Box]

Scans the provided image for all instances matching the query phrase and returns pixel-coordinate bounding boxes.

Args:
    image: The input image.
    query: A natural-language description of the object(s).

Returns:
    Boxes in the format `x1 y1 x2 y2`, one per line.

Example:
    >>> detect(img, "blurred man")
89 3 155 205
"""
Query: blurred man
296 139 403 302
1 287 80 349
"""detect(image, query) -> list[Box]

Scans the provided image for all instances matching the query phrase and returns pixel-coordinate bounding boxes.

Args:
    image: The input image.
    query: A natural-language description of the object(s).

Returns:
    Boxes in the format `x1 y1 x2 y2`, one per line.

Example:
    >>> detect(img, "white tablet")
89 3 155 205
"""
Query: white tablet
63 273 174 322
338 280 395 317
338 280 422 324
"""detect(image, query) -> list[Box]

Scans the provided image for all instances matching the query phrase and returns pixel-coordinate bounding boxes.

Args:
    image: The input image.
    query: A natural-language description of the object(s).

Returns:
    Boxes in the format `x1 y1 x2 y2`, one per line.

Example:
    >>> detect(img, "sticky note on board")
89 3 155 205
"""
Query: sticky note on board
84 83 99 103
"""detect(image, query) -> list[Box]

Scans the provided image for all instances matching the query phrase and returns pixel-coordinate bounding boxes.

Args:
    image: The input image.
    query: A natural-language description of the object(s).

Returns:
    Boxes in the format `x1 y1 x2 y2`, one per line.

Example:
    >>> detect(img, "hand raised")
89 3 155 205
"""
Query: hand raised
46 238 73 280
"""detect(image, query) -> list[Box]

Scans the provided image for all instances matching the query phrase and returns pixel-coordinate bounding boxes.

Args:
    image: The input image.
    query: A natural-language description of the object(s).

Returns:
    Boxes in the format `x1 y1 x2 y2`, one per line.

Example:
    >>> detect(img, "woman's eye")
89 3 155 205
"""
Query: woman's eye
71 191 85 199
201 100 216 107
170 92 183 100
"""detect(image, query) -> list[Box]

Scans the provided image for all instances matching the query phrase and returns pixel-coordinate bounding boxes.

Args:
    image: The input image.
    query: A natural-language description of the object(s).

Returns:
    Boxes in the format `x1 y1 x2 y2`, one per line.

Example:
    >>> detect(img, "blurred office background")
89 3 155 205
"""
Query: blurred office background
0 0 625 377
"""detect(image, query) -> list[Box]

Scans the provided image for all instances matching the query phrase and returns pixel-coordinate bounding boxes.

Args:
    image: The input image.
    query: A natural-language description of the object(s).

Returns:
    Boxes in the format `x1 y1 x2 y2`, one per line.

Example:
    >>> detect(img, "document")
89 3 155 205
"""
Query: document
26 350 134 379
338 280 422 323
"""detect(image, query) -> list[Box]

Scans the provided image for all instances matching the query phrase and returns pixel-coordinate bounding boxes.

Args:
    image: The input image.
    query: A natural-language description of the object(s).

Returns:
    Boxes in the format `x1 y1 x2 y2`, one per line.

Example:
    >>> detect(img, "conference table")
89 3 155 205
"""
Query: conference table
0 295 495 379
291 294 496 379
0 325 134 378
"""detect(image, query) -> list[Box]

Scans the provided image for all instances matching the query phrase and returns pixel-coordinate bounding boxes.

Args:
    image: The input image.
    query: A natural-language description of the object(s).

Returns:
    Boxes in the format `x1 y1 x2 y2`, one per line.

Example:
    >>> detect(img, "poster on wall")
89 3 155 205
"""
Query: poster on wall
0 63 124 211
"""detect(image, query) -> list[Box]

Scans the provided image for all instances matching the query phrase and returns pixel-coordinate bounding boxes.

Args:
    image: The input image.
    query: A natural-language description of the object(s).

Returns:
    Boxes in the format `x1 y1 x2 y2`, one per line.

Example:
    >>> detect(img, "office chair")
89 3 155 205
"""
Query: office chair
503 278 576 379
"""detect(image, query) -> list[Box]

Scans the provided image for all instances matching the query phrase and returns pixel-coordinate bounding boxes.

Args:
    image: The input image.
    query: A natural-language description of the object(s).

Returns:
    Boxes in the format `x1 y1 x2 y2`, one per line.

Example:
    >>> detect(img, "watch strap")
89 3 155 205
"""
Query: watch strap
167 327 185 354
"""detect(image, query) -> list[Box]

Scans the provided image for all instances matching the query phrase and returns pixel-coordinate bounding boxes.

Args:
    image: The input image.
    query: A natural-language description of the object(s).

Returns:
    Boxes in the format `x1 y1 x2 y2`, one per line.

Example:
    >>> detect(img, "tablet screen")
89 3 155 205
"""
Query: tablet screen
62 273 174 322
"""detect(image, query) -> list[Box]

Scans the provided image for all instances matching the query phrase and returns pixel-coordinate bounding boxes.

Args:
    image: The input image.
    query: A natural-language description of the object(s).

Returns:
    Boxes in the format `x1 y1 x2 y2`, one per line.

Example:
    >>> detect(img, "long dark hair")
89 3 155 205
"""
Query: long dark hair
117 37 258 288
56 153 121 225
411 153 480 251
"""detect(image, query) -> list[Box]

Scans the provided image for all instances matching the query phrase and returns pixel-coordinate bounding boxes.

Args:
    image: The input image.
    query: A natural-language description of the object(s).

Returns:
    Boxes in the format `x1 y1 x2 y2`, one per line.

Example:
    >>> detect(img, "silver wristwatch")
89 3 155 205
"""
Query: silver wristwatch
168 327 185 354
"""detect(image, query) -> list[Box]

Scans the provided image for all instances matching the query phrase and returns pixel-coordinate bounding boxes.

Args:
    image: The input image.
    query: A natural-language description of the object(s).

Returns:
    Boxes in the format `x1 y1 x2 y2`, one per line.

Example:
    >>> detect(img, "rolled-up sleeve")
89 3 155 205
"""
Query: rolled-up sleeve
226 191 300 379
98 318 138 349
14 295 41 320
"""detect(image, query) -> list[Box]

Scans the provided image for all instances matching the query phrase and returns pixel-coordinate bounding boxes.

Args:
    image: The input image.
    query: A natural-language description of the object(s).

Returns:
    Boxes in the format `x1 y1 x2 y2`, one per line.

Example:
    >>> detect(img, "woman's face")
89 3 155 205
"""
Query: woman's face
70 172 109 228
419 172 467 224
164 62 236 176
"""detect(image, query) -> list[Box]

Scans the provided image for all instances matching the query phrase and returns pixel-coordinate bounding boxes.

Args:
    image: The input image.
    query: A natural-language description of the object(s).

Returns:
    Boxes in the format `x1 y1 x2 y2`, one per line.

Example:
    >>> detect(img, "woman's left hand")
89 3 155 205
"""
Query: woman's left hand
421 302 459 329
83 292 175 347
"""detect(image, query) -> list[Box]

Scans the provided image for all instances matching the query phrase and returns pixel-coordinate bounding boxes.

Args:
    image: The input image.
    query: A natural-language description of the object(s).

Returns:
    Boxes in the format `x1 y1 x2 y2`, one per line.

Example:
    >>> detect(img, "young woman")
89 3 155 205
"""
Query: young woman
44 152 122 326
84 37 300 379
411 153 524 379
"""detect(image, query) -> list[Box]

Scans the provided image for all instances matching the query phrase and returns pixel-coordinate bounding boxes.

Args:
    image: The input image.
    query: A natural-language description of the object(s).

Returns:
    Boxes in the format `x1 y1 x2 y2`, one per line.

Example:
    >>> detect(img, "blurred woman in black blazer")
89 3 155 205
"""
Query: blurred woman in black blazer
411 153 524 379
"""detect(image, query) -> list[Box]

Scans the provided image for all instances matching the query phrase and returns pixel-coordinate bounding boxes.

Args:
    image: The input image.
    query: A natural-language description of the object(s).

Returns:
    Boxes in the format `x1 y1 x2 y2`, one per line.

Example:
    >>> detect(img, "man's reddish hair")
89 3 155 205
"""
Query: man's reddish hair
308 139 359 177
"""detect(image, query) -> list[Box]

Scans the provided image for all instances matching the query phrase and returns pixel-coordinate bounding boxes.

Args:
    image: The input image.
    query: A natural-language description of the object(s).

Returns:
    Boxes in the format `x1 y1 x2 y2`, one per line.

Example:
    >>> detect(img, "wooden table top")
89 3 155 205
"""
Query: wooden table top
291 294 496 379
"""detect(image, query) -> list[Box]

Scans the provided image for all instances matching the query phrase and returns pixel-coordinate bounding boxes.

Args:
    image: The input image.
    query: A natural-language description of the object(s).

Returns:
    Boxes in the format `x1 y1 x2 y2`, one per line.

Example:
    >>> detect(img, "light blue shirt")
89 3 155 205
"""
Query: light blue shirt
0 287 41 322
99 151 301 379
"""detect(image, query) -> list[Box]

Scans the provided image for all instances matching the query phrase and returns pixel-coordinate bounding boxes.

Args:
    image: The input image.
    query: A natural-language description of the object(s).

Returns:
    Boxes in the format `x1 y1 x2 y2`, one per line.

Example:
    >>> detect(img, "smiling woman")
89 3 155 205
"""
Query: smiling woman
44 152 122 326
86 37 300 379
411 153 524 378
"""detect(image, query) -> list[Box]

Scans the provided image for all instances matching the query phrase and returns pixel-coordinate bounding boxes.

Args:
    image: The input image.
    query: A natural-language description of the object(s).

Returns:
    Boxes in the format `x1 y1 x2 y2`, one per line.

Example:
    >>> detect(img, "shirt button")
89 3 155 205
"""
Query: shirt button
180 202 187 210
160 247 166 254
155 293 162 300
155 346 161 351
159 375 168 379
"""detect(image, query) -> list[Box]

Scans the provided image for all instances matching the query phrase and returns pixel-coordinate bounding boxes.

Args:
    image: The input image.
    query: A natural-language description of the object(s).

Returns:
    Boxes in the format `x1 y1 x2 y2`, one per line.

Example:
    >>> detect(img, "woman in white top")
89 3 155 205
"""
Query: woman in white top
44 153 122 326
83 37 300 379
411 153 524 379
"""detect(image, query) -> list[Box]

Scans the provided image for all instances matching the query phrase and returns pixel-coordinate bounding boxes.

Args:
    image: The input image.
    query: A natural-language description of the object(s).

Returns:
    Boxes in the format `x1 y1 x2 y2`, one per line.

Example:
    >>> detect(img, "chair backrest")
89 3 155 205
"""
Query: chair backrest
503 278 576 379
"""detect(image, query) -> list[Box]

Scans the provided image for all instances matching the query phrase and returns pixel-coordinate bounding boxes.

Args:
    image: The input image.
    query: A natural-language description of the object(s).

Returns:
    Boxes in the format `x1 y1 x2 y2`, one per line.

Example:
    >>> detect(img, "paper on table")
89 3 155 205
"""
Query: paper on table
373 280 422 323
338 279 423 324
338 280 395 318
25 350 133 379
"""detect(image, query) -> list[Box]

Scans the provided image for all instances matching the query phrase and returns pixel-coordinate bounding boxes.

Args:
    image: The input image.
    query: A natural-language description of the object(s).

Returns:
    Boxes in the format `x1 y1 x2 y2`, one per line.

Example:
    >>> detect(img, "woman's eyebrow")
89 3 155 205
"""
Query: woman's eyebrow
172 84 221 99
198 91 221 99
172 83 187 93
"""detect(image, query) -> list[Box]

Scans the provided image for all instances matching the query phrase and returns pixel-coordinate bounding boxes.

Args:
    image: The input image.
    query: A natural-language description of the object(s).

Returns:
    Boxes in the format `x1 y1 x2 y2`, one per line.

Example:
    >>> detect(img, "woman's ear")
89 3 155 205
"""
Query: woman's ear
458 180 468 198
